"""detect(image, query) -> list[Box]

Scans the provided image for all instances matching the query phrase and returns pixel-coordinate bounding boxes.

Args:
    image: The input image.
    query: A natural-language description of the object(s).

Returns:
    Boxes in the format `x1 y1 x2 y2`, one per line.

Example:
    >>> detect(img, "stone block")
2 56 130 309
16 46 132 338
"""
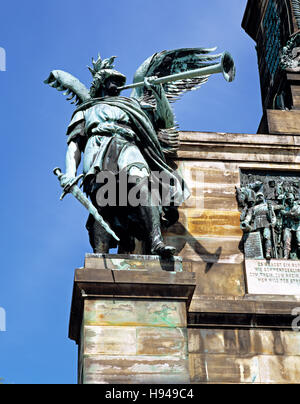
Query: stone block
84 253 183 272
83 299 187 328
280 331 300 356
82 355 190 384
136 327 188 357
189 353 260 383
82 326 137 356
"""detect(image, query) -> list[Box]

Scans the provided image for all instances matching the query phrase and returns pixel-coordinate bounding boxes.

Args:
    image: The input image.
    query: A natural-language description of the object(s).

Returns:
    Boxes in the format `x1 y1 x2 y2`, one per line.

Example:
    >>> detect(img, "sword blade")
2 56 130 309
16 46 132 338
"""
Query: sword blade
53 168 120 242
70 185 120 242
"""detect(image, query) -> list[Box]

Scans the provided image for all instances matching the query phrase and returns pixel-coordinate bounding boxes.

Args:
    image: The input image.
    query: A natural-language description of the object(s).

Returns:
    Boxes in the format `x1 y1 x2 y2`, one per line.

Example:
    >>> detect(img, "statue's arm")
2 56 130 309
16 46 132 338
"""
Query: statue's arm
60 140 82 188
270 207 277 226
144 78 175 129
65 140 81 177
241 208 253 231
61 116 85 187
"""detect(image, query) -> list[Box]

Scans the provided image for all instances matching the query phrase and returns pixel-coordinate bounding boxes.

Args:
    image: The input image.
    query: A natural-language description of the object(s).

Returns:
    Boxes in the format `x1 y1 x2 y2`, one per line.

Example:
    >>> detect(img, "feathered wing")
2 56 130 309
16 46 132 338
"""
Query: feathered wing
44 70 91 105
130 47 221 155
130 47 222 105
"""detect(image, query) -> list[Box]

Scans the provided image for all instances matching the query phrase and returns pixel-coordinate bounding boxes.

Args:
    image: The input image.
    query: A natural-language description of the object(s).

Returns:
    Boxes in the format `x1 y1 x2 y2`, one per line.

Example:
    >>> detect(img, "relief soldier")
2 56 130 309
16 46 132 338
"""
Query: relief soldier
241 192 276 259
281 193 300 259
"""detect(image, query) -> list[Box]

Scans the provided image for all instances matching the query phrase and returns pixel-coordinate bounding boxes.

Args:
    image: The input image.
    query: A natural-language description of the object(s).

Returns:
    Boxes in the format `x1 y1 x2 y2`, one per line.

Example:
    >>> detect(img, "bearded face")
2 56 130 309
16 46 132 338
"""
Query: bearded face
90 72 125 98
89 72 106 98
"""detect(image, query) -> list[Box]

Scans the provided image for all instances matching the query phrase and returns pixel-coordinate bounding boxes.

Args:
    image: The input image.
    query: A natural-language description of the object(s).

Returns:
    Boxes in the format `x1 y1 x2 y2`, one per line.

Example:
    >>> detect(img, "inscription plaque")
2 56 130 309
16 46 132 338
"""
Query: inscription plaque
245 259 300 295
244 232 264 259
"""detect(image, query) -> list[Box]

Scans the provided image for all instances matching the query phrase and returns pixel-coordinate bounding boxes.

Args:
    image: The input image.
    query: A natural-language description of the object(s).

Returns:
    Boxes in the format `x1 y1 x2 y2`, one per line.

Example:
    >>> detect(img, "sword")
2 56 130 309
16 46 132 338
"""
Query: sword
271 224 278 260
53 167 120 242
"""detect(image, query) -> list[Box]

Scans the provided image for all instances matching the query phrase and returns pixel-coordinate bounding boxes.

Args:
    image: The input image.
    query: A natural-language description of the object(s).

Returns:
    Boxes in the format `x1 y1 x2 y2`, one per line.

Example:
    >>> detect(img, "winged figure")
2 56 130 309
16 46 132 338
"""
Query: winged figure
45 47 234 257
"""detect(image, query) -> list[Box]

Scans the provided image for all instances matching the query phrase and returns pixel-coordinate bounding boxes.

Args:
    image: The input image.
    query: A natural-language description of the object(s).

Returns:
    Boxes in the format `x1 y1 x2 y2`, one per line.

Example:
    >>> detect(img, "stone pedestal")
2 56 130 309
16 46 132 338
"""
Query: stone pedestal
69 254 196 384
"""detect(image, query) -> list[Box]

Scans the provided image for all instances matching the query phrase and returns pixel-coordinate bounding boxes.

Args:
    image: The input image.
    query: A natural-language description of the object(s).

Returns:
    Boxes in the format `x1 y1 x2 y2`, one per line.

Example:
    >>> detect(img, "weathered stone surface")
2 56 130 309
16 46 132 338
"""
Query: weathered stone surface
83 372 190 385
82 325 188 357
163 235 243 265
188 328 300 383
190 262 245 297
70 259 196 343
83 326 137 356
258 355 300 383
83 299 187 328
177 132 300 163
188 329 292 357
189 353 260 383
84 253 183 272
82 355 190 384
265 109 300 135
188 294 300 316
280 331 300 356
187 210 241 237
189 353 300 384
136 327 188 357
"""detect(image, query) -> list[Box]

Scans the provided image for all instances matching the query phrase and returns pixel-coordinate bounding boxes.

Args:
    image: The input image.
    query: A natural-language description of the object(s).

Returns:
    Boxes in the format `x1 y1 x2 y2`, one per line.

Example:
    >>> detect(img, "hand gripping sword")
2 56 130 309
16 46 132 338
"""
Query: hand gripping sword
53 167 120 242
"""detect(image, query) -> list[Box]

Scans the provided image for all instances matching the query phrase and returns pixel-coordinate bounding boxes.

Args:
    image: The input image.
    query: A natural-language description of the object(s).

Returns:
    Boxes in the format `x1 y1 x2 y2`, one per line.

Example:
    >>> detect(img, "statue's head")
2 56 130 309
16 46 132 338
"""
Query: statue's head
247 190 256 207
88 54 126 98
256 192 265 205
286 193 295 206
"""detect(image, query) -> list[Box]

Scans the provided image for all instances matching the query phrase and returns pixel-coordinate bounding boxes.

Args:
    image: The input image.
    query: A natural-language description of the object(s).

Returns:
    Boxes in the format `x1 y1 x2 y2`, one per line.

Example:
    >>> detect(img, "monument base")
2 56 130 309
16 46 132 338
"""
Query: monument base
69 254 196 384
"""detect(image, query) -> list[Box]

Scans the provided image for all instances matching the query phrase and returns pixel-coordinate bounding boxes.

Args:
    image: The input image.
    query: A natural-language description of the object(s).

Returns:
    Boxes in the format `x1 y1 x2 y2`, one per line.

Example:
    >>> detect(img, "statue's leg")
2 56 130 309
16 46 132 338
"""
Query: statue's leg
118 144 176 257
86 214 112 254
263 228 272 259
283 228 292 260
295 229 300 256
117 235 136 255
138 205 176 258
128 173 176 258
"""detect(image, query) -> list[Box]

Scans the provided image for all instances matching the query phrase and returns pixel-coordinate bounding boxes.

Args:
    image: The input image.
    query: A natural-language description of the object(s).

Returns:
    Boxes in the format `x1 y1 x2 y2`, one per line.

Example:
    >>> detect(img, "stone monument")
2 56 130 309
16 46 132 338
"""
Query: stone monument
45 0 300 384
45 47 236 383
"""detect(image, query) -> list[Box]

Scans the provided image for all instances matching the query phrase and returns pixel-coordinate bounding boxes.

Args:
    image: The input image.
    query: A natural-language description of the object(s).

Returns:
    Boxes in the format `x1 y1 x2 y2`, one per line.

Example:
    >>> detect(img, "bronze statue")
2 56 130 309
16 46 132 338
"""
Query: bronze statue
45 49 235 257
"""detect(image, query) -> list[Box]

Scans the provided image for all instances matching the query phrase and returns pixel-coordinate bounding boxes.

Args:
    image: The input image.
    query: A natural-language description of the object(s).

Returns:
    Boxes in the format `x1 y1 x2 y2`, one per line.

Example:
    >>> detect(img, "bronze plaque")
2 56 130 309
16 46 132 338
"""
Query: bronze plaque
244 232 264 260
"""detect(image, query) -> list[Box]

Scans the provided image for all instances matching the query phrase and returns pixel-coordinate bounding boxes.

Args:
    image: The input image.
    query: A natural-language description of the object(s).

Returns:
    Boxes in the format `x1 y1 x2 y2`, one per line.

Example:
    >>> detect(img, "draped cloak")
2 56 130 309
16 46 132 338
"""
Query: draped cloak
67 96 190 207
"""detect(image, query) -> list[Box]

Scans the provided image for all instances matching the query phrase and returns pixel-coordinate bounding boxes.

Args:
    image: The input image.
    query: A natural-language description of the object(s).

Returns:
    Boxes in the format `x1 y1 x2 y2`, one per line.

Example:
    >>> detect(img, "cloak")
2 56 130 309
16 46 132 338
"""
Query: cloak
71 96 190 206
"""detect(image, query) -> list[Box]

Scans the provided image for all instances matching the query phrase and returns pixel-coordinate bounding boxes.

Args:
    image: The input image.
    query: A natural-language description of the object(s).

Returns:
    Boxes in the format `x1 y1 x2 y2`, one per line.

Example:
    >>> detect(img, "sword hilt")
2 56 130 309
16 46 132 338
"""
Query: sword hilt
53 168 120 242
53 167 84 200
53 167 63 179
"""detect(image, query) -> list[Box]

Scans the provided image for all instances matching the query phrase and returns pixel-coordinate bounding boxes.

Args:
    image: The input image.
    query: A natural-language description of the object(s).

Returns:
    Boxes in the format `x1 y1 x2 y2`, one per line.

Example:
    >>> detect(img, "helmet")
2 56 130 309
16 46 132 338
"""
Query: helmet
88 54 126 97
286 192 295 200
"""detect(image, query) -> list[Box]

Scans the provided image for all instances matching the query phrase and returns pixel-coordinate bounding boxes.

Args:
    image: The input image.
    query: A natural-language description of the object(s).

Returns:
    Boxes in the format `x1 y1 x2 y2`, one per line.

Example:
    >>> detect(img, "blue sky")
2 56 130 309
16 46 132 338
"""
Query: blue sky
0 0 261 384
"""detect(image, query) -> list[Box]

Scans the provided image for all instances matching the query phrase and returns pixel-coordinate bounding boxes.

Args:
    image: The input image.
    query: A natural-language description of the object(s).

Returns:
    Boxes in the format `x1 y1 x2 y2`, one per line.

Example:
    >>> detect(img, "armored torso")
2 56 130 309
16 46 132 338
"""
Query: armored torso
250 203 273 231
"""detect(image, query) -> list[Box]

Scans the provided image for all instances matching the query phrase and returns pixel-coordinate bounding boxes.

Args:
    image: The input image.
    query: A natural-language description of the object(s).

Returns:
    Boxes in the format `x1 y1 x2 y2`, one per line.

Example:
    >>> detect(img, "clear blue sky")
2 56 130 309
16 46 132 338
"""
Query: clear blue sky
0 0 261 384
